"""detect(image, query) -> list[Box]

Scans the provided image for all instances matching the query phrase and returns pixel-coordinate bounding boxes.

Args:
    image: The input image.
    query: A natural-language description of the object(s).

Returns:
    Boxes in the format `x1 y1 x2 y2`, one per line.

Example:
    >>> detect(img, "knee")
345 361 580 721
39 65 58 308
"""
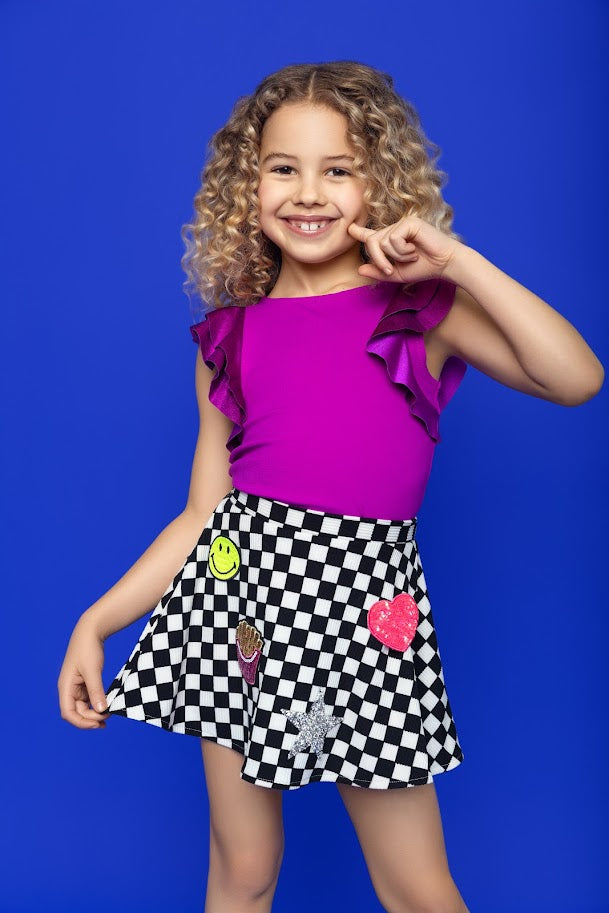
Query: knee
230 847 283 900
211 837 284 900
379 879 469 913
403 903 468 913
384 901 468 913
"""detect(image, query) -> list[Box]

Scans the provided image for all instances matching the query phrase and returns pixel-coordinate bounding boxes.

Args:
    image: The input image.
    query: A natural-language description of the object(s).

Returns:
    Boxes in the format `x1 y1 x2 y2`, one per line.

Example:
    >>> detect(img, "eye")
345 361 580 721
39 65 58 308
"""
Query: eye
269 166 351 176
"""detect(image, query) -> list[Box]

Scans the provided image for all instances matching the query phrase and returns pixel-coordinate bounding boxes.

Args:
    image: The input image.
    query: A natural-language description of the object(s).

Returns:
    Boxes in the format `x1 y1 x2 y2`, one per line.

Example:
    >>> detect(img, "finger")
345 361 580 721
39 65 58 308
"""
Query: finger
88 689 111 715
381 235 417 258
72 675 111 717
384 250 419 264
383 247 417 261
363 233 395 275
80 669 111 716
58 679 108 728
358 263 392 281
347 221 373 241
75 698 110 721
348 222 395 274
60 703 107 729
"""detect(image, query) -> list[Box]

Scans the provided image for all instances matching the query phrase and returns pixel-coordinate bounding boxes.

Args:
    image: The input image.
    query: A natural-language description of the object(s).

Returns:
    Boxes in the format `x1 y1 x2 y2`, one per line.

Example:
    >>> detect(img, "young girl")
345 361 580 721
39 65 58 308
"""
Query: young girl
58 61 604 913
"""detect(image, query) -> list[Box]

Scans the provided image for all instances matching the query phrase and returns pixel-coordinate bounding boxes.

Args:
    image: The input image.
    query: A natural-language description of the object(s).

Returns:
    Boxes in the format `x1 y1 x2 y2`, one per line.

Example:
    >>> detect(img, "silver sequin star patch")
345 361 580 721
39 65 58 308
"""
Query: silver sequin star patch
281 688 344 758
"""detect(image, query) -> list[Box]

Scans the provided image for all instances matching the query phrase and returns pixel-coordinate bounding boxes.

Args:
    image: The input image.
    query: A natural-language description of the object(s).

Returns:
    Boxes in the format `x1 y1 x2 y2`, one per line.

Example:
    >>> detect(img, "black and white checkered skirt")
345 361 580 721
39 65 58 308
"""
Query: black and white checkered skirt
104 487 464 790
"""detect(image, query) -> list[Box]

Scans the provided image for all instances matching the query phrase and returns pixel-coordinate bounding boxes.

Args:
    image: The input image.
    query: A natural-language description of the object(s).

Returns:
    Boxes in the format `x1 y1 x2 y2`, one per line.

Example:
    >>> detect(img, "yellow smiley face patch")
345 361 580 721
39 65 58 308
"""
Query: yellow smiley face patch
208 535 241 580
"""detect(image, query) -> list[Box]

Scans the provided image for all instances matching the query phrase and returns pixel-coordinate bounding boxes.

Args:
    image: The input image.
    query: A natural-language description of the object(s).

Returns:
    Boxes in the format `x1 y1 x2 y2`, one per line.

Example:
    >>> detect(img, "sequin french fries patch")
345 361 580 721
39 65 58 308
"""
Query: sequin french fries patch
235 619 264 684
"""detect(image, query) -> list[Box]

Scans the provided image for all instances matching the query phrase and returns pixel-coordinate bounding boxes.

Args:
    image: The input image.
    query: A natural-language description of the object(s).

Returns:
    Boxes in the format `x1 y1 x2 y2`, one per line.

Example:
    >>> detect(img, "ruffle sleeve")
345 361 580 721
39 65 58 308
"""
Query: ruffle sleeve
365 278 467 444
189 305 246 452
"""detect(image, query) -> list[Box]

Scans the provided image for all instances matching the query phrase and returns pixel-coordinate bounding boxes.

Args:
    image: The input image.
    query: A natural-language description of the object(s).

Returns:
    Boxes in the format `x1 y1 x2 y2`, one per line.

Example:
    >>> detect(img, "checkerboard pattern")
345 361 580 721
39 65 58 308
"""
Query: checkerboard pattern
104 487 464 790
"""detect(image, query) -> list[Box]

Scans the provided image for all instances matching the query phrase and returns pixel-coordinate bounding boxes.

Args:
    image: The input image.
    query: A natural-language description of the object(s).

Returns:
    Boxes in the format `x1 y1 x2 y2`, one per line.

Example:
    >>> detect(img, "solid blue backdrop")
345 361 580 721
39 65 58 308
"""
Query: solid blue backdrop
1 1 607 911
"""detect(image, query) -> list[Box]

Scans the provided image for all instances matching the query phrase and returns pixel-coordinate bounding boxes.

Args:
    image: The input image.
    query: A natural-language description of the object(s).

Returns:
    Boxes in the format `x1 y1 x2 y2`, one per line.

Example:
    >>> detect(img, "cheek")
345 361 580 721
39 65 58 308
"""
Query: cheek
348 179 367 210
336 185 364 216
350 185 367 211
257 180 280 213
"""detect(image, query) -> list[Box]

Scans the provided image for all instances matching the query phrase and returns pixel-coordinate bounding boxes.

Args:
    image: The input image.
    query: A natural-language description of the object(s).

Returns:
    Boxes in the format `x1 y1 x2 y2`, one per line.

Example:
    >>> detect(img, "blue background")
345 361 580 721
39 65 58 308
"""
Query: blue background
1 1 608 911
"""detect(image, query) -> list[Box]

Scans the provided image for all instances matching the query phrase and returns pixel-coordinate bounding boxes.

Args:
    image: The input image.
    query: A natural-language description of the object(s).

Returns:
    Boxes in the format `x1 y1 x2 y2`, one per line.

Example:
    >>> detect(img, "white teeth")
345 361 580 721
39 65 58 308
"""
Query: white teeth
287 220 330 232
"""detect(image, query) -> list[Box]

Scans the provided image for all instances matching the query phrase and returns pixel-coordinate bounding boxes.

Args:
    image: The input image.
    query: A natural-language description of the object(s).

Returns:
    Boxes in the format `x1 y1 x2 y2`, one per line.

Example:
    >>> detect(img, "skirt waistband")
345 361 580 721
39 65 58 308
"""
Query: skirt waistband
228 488 417 544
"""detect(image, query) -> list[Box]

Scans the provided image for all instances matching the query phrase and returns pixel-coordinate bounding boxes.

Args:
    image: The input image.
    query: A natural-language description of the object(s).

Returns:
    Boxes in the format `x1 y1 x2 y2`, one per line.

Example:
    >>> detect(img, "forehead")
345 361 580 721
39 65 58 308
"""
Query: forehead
260 103 352 152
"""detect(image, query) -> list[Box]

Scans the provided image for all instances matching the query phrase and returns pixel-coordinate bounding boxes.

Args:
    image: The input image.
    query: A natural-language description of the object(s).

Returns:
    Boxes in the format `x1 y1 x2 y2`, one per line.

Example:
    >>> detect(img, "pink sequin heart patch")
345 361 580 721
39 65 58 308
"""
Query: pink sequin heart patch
367 592 419 652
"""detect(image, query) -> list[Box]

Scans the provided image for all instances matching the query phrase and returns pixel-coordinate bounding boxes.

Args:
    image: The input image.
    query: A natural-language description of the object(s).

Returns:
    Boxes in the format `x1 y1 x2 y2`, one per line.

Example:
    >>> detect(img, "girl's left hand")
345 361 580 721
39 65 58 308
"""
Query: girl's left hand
347 215 462 284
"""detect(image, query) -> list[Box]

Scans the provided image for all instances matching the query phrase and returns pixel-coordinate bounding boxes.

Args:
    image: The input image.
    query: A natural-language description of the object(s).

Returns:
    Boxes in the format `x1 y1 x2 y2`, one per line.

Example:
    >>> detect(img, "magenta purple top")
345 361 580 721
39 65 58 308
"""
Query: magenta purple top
189 278 467 521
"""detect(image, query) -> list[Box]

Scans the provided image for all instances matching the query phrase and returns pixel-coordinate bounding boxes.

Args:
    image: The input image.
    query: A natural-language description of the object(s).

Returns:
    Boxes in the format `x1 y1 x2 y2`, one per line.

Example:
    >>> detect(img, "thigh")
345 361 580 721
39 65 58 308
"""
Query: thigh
336 780 459 910
201 738 285 861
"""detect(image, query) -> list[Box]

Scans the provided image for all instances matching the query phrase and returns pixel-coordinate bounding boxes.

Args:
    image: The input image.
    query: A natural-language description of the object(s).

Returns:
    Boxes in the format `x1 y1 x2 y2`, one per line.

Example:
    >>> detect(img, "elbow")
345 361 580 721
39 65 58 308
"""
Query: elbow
560 364 605 406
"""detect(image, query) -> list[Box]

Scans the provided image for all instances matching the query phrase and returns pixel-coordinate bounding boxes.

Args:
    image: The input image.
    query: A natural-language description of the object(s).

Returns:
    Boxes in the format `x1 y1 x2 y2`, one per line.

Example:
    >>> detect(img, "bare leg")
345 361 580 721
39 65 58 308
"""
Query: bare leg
201 739 285 913
336 779 470 913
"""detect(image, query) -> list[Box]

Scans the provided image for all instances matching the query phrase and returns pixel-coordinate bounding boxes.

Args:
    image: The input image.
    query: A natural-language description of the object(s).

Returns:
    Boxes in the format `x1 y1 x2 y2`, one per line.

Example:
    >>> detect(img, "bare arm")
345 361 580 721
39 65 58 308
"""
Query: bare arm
81 348 234 641
58 348 234 729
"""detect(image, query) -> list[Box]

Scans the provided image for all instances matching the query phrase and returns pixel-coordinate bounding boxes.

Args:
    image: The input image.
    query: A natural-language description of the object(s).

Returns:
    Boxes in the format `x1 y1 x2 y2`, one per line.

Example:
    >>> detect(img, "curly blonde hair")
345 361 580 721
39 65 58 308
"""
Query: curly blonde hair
181 60 463 318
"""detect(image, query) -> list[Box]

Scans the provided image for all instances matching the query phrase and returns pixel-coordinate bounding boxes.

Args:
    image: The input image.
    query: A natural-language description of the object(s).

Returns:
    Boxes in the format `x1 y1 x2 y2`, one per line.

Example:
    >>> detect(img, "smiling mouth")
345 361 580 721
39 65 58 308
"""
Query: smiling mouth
211 554 235 576
282 218 337 236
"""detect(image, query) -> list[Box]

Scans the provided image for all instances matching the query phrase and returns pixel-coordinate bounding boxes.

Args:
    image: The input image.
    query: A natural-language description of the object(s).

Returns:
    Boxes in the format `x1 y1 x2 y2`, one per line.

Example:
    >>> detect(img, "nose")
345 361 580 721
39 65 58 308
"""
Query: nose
291 171 326 207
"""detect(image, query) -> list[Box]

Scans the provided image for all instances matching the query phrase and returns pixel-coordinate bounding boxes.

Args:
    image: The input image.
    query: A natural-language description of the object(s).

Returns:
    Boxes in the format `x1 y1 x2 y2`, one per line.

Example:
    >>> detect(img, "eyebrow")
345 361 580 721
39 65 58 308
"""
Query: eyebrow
261 152 355 165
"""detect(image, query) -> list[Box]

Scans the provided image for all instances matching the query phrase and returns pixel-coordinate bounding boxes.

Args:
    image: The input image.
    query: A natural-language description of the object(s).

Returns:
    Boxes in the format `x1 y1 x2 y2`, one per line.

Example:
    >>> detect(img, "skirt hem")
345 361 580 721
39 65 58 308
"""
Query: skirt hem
105 706 464 791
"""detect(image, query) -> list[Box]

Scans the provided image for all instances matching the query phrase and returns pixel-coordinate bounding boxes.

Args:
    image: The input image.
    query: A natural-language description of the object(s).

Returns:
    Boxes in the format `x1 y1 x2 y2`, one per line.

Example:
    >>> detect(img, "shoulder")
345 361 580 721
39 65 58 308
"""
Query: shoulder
190 304 246 350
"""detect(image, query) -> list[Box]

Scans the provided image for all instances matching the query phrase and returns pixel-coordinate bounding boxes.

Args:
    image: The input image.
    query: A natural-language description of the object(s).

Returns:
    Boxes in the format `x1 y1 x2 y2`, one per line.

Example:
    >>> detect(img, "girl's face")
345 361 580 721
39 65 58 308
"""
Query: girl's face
257 103 368 272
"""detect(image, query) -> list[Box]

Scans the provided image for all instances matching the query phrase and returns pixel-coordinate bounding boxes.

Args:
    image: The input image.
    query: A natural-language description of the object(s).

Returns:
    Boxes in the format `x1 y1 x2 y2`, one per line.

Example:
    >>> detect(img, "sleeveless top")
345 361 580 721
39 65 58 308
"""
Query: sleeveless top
189 278 467 521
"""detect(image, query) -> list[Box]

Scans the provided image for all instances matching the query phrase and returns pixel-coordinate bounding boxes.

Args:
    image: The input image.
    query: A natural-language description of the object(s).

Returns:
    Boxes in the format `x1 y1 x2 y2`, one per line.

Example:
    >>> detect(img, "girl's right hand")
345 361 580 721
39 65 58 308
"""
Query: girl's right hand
57 615 112 730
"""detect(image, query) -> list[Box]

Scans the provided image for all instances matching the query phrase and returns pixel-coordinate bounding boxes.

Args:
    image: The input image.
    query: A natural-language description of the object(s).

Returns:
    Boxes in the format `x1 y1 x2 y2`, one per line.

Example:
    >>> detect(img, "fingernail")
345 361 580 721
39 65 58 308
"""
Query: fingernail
384 267 393 274
96 701 106 712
